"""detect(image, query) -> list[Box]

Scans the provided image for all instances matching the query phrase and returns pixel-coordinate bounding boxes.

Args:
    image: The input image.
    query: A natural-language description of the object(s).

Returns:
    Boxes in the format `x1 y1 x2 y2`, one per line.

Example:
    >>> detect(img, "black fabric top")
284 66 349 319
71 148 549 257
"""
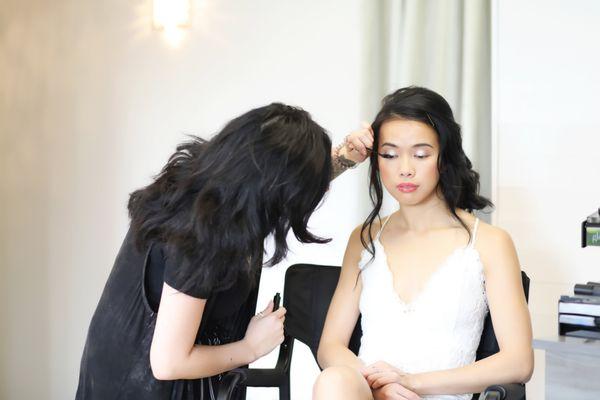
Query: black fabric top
155 243 212 300
146 242 254 320
76 228 260 400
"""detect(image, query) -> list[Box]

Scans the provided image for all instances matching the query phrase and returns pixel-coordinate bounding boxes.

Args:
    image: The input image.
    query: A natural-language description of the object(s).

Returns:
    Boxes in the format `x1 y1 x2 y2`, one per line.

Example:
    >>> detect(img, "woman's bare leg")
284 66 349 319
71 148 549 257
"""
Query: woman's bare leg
313 365 373 400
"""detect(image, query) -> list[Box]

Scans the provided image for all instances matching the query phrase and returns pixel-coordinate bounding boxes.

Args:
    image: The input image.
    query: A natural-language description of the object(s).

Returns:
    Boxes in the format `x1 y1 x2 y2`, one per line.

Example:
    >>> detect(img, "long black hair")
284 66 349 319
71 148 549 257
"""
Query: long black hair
128 103 332 294
361 86 493 257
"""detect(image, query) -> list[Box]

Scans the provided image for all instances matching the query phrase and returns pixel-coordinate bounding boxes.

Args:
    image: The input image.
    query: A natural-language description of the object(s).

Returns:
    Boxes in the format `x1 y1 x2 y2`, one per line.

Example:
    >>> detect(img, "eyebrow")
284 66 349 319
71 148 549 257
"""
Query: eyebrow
380 142 434 149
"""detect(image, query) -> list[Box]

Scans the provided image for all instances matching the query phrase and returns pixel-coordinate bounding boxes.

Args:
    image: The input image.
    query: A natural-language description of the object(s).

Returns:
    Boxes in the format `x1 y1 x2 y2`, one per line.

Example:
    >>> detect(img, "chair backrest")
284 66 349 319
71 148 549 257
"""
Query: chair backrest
283 264 530 370
283 264 362 366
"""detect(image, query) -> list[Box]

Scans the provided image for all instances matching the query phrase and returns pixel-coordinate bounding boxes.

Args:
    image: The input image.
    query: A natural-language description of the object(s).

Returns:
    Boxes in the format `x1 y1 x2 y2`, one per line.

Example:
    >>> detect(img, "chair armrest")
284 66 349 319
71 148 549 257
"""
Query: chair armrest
216 335 294 400
216 368 288 400
481 383 526 400
216 369 246 400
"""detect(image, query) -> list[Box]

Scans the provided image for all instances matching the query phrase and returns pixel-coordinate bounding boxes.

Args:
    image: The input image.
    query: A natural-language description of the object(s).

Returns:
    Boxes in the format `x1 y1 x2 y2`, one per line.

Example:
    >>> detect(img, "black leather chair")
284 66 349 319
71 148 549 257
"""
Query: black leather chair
217 263 530 400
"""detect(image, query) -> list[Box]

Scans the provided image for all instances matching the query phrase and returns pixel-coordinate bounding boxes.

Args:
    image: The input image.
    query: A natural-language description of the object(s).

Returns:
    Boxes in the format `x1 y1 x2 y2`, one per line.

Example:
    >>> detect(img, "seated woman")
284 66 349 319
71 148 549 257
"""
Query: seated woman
314 87 533 400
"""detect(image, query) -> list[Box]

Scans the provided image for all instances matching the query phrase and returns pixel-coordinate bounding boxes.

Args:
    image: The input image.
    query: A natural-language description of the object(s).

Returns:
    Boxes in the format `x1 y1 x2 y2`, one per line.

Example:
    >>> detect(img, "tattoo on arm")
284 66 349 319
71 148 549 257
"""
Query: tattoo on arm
331 144 357 180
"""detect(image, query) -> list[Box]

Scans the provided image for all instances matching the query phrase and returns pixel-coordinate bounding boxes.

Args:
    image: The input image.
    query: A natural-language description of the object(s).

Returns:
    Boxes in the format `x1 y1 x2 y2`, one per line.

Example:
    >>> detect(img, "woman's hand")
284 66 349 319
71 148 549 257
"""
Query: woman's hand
242 300 286 362
362 361 420 399
338 123 374 163
372 383 421 400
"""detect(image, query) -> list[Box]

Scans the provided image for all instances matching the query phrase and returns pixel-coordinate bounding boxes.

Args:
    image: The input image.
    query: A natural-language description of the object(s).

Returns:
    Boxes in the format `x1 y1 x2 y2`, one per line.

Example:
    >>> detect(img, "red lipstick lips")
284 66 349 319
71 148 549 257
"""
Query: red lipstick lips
396 183 418 193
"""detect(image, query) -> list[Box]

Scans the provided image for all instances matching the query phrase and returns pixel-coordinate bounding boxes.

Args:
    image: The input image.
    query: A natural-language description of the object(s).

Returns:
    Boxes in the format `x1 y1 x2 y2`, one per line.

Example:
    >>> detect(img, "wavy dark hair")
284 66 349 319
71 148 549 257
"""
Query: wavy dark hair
128 103 332 294
361 86 493 258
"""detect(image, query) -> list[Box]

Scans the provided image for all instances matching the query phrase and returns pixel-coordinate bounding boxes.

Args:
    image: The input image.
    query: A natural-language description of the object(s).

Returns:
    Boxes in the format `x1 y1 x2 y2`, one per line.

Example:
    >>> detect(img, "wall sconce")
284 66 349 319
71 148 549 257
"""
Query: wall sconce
153 0 191 46
153 0 191 29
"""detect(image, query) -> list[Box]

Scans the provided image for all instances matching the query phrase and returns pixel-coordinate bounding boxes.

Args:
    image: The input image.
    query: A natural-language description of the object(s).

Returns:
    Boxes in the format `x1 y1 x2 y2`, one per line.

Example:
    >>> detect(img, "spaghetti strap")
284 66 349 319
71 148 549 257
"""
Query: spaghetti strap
376 215 393 240
468 218 480 248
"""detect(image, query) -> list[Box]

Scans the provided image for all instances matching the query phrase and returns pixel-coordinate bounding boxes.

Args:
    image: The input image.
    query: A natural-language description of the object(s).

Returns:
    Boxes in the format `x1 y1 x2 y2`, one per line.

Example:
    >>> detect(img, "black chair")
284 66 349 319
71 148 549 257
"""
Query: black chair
217 263 530 400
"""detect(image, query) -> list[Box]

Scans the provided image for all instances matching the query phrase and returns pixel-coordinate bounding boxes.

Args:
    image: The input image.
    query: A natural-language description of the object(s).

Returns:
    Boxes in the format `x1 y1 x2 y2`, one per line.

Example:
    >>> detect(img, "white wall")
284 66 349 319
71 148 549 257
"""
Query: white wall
0 1 379 399
493 0 600 397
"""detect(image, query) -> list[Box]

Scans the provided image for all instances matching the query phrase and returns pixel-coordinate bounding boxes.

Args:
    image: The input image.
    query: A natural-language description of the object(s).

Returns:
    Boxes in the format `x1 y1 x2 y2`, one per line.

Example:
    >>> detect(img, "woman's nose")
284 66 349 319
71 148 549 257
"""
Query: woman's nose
398 158 414 177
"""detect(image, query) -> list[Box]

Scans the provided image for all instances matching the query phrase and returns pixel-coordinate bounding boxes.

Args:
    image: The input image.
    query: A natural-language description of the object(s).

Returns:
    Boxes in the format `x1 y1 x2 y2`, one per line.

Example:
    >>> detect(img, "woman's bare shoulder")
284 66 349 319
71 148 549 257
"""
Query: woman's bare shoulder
454 210 515 255
475 219 513 247
346 216 389 250
353 215 391 241
472 219 519 273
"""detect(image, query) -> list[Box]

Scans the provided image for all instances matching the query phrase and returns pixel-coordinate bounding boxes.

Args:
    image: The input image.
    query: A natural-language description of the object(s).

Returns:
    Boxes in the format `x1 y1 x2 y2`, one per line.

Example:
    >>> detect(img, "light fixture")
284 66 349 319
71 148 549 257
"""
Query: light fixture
153 0 191 29
153 0 191 47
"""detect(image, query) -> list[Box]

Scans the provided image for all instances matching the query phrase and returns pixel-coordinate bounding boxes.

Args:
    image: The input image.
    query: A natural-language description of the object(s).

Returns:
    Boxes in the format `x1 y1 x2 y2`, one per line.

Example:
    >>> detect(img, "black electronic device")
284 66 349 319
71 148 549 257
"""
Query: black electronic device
273 292 281 311
582 207 600 247
560 210 600 339
574 283 600 297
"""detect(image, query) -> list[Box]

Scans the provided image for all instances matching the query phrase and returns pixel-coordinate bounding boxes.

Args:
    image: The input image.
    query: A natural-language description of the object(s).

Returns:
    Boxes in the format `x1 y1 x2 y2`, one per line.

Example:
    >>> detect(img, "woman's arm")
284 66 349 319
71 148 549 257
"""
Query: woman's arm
331 124 373 180
317 226 366 371
150 283 286 380
372 226 534 395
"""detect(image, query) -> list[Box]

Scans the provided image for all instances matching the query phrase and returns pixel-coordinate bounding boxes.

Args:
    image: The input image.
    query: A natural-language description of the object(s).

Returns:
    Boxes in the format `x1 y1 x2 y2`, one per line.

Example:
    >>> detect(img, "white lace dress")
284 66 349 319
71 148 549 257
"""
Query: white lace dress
358 217 488 400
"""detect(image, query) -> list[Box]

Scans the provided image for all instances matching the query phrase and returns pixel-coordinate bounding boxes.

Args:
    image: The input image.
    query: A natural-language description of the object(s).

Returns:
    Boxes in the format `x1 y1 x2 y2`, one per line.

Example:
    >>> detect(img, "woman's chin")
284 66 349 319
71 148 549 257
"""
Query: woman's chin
393 196 424 207
391 191 440 208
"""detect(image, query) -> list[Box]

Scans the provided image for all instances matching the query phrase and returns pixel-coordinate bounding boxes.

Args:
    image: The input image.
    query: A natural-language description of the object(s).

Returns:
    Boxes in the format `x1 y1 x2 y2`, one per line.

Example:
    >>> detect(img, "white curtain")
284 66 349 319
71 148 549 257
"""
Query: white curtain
373 0 492 216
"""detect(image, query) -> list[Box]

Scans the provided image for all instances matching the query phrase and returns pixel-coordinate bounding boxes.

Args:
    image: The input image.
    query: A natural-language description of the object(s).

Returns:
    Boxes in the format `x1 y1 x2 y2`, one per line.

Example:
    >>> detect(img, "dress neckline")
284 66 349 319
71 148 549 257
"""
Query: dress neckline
375 237 479 307
373 215 481 308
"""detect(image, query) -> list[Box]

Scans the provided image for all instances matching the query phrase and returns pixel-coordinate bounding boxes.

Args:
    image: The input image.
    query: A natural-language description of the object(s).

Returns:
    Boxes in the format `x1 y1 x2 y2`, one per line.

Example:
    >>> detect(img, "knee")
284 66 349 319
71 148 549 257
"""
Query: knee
315 365 354 386
313 366 365 396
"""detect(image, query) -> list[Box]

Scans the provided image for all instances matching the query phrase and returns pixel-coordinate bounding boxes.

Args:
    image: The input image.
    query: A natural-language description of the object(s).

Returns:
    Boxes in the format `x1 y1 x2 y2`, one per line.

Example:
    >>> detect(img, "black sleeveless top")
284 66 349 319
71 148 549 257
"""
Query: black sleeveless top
75 228 259 399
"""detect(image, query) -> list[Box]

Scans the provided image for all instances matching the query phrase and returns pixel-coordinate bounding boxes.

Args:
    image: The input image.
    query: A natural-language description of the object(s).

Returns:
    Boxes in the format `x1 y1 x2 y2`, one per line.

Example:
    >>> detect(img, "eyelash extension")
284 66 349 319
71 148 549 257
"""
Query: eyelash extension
378 153 429 159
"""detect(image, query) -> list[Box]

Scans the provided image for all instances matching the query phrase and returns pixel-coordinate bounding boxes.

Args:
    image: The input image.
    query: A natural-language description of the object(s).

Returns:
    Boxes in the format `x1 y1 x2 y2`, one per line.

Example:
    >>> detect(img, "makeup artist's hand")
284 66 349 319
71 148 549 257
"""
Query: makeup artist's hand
339 122 374 163
243 300 286 361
